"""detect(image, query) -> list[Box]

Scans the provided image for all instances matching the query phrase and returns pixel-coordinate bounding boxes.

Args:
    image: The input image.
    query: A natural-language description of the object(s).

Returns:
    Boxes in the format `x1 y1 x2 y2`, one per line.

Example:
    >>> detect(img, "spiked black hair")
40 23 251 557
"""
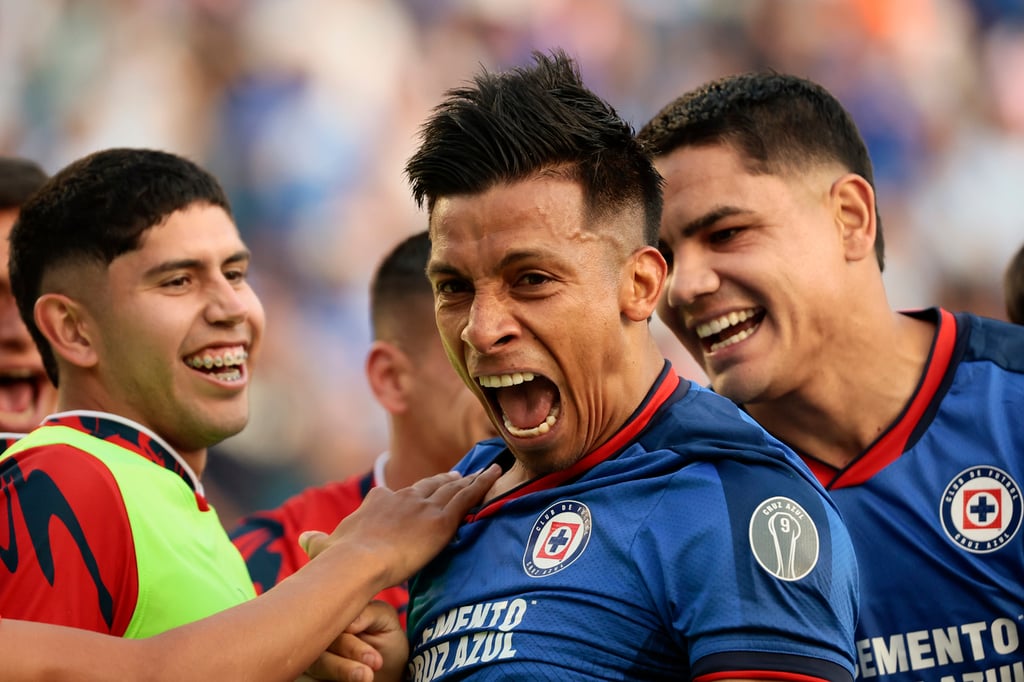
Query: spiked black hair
406 49 663 246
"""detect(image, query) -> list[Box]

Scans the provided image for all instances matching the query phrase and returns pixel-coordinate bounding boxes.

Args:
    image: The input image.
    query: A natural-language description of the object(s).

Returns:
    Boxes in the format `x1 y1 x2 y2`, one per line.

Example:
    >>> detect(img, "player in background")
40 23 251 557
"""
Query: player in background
0 146 500 681
1005 241 1024 324
231 229 496 625
0 157 57 447
638 72 1024 680
379 50 858 680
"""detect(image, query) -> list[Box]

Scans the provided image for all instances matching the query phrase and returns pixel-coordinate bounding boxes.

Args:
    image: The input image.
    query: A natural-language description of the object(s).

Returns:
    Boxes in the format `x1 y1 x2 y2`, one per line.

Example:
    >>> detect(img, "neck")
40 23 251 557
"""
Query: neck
748 311 935 469
485 460 530 502
179 448 207 480
385 431 461 491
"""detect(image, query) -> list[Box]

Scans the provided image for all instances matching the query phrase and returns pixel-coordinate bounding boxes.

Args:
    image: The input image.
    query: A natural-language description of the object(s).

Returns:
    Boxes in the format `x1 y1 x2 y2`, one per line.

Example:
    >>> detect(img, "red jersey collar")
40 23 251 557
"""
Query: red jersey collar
806 308 957 489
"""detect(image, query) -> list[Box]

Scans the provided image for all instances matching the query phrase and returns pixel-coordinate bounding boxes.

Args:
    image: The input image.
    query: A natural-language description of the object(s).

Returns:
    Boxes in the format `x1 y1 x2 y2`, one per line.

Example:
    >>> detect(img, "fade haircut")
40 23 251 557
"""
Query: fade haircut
1006 242 1024 325
370 229 434 345
0 156 48 209
10 147 232 385
637 72 885 270
405 49 663 246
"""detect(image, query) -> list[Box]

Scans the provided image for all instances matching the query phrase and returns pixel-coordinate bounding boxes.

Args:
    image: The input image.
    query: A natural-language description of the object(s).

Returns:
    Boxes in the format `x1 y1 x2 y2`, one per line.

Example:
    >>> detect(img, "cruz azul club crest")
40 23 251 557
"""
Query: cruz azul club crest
523 500 592 578
940 466 1022 553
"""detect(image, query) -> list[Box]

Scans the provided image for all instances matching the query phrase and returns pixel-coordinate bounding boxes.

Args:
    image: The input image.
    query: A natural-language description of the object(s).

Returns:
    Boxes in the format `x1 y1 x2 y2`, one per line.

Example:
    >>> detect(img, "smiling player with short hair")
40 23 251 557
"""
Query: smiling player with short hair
639 71 1024 680
0 147 500 681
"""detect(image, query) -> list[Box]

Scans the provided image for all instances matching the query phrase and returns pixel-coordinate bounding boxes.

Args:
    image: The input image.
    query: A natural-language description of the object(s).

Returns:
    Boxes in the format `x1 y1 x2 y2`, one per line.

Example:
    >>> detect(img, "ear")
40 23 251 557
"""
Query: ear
621 245 667 322
34 293 99 370
831 173 877 265
365 340 412 416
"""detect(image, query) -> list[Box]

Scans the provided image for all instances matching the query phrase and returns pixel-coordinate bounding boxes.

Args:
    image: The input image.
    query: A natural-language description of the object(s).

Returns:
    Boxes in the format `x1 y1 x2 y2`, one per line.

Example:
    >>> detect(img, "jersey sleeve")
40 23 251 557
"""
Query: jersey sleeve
229 508 305 595
0 445 139 635
229 474 371 595
636 457 858 681
229 475 412 626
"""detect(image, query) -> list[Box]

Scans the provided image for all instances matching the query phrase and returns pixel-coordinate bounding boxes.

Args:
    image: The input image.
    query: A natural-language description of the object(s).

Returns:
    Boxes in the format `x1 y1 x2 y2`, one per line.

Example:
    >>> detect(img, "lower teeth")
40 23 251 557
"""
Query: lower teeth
709 325 756 352
502 406 560 438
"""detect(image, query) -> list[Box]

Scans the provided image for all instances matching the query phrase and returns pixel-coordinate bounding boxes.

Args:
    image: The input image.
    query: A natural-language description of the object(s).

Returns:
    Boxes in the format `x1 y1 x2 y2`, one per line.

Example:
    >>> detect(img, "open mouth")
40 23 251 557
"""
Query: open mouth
695 307 766 353
478 371 561 438
0 369 48 417
183 346 248 383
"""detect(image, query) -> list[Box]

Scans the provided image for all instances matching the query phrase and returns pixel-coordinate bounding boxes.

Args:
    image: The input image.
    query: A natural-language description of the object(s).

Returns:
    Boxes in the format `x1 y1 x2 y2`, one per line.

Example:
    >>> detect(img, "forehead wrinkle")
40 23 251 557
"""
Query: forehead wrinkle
430 243 562 279
495 248 556 270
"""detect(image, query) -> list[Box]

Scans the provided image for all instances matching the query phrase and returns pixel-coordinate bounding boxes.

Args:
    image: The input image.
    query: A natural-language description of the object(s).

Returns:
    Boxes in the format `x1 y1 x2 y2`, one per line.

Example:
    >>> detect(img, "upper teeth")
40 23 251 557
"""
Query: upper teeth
478 371 536 388
187 350 248 369
0 368 36 380
477 371 560 439
696 309 756 339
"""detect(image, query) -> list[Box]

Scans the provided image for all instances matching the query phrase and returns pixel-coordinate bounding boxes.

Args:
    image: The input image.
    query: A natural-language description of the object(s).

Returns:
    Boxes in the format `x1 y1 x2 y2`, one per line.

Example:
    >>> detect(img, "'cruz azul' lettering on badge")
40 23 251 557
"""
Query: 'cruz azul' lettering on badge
523 500 591 578
940 466 1022 553
749 496 819 581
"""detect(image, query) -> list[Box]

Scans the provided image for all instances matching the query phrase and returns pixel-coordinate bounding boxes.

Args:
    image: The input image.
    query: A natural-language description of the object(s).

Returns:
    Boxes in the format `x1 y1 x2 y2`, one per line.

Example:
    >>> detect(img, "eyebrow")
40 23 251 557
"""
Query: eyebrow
426 248 549 280
425 260 457 280
142 249 251 279
678 206 751 238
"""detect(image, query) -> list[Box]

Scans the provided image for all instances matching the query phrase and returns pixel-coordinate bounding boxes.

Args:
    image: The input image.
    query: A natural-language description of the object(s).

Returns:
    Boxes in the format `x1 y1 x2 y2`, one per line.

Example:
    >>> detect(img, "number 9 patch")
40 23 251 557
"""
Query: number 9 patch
749 496 820 581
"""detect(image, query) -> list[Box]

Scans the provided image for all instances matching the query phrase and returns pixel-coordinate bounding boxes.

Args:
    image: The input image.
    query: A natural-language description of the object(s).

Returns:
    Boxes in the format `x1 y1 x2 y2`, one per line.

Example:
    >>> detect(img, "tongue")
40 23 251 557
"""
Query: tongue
0 381 34 413
496 378 557 430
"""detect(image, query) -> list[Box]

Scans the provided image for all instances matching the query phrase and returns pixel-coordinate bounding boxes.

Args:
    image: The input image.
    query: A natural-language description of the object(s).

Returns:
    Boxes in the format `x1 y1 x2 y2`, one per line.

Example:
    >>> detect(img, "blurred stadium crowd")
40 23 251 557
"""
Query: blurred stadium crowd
2 0 1022 523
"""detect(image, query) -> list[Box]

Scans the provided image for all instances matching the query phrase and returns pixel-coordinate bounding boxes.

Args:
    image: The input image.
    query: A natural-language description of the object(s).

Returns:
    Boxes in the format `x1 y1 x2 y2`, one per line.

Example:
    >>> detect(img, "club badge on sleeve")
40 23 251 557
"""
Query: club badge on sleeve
749 496 820 581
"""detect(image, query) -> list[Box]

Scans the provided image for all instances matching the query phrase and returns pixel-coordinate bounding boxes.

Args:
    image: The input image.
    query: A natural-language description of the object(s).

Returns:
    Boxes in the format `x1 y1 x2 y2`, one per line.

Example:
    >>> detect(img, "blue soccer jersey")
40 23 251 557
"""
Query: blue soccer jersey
406 365 859 681
801 309 1024 681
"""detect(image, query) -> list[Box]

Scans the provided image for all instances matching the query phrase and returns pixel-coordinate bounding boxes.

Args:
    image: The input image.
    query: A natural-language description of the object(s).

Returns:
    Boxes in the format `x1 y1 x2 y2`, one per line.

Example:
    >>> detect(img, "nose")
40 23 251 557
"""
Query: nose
663 244 720 309
205 276 250 326
460 291 518 354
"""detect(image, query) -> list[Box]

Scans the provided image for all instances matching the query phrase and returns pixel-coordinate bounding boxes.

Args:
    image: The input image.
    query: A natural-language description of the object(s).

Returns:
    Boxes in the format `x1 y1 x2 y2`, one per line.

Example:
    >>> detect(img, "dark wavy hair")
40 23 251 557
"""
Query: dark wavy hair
638 72 884 270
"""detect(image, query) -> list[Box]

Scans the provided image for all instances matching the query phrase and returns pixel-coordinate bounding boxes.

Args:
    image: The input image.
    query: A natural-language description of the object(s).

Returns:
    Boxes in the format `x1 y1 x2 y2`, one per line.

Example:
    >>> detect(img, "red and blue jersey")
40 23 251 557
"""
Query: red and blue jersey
230 457 411 625
0 433 25 453
802 309 1024 680
407 364 859 681
0 411 235 634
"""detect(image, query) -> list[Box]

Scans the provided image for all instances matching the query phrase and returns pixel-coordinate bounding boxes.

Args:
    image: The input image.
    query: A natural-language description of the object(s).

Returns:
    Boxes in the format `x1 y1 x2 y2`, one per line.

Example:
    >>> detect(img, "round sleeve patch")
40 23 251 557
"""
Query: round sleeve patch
748 496 820 581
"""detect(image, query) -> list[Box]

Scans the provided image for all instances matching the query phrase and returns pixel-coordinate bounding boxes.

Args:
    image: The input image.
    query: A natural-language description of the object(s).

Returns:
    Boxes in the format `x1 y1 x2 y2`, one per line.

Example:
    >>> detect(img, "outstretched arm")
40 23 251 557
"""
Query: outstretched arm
1 465 500 682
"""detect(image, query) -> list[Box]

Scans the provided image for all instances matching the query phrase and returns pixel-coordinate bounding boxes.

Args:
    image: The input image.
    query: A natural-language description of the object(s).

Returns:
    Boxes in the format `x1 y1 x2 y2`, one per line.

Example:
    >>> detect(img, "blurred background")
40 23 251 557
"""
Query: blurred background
2 0 1022 525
